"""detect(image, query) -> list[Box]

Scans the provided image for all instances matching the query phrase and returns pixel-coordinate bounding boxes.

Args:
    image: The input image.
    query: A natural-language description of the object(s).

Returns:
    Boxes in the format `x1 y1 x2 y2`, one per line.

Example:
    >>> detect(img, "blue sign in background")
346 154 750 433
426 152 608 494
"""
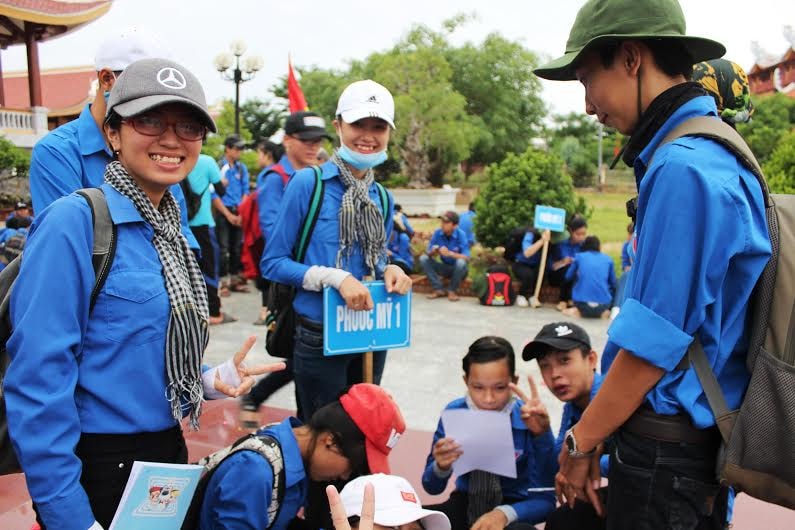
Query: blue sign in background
323 281 412 356
534 205 567 232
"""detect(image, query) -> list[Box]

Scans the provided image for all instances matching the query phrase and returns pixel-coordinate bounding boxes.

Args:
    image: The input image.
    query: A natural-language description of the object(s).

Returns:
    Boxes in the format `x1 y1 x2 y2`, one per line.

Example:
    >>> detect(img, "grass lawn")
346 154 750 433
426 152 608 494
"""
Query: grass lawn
577 189 634 272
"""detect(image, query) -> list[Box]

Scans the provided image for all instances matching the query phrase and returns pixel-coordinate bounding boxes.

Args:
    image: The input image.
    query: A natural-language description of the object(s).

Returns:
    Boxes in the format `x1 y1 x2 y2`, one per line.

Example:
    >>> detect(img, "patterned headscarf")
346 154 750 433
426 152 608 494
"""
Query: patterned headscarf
692 59 755 124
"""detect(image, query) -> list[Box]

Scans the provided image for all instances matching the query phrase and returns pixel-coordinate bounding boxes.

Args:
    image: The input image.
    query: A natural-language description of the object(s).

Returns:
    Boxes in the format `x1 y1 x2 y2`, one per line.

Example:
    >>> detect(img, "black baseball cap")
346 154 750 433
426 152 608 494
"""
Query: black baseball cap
15 201 27 210
224 134 246 149
284 111 331 141
522 322 592 361
439 211 459 224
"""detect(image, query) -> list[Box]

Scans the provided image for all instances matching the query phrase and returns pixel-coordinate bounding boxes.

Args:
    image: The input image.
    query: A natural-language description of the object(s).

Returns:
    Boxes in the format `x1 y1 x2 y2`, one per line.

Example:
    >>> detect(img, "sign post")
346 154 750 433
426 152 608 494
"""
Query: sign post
530 205 567 308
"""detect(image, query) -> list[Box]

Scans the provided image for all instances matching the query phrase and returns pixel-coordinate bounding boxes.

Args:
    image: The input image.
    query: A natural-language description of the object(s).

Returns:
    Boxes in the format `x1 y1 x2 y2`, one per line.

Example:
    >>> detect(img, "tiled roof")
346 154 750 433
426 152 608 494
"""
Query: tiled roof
3 66 94 113
0 1 110 18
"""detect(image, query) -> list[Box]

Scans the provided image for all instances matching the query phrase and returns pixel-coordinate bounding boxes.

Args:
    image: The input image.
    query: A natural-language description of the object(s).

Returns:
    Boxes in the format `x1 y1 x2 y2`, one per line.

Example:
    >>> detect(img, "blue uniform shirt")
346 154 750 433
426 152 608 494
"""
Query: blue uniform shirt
200 417 308 530
458 210 477 247
388 231 414 269
515 232 541 266
426 227 470 266
28 104 199 249
607 96 771 428
5 184 182 530
550 238 581 264
257 155 295 241
553 373 609 477
565 250 617 305
621 240 632 271
219 158 250 208
400 213 415 237
187 154 222 228
422 398 556 525
261 161 394 322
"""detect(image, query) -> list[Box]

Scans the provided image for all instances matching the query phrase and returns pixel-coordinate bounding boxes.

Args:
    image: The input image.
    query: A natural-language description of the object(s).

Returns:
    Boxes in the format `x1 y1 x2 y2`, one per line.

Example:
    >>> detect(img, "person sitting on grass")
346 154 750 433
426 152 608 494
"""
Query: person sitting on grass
420 211 470 302
562 236 616 319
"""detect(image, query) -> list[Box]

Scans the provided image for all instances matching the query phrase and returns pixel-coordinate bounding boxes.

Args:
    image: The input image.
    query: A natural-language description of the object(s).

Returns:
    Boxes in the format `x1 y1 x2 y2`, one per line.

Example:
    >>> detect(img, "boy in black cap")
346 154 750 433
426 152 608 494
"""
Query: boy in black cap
522 322 606 529
420 211 470 301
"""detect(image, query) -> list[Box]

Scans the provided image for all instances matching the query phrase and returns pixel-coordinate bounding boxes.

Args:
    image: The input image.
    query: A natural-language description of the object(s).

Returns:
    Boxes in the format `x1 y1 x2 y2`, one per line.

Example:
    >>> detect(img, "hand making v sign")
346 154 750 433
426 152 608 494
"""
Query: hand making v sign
509 375 551 436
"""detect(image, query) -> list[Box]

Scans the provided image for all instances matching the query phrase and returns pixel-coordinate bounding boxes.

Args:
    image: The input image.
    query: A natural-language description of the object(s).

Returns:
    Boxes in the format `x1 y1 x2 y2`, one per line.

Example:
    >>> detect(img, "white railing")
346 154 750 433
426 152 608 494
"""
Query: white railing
0 107 49 148
0 108 34 131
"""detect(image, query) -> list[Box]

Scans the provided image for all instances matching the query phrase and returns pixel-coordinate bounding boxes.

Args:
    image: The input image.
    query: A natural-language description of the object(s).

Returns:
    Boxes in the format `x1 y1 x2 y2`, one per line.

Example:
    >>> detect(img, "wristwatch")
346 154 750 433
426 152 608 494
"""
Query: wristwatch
564 428 596 458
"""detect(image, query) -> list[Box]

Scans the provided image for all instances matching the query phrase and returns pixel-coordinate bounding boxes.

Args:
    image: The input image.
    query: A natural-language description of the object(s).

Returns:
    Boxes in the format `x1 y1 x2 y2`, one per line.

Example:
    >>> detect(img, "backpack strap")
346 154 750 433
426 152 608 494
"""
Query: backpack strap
374 182 389 221
269 163 290 187
293 166 325 263
76 188 117 311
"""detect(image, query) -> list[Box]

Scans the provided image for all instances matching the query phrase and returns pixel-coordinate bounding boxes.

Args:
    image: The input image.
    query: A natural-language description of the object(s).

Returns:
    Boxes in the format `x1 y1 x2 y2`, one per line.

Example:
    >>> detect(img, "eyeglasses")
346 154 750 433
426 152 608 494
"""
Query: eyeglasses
122 114 206 141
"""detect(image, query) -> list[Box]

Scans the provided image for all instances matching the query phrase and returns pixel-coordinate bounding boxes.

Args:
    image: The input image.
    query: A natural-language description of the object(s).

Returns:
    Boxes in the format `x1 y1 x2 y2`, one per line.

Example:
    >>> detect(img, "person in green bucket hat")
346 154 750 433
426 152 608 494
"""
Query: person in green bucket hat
535 1 772 529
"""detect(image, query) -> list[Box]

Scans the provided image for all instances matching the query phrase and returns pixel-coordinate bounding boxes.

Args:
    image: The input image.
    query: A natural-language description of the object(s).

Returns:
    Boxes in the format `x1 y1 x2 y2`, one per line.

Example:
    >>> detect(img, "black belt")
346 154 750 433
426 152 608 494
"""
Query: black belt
297 315 323 332
622 406 720 446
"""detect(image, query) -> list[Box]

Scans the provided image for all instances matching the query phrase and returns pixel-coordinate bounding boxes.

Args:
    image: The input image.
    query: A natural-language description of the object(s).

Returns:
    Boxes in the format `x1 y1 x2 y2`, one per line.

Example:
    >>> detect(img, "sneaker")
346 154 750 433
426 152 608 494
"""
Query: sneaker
515 295 529 307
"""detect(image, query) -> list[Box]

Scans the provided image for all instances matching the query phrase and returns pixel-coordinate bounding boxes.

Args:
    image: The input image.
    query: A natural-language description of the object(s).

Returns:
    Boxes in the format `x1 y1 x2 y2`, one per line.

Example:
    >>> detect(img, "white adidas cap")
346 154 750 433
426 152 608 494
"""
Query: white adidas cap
340 474 450 530
94 27 168 72
335 80 395 129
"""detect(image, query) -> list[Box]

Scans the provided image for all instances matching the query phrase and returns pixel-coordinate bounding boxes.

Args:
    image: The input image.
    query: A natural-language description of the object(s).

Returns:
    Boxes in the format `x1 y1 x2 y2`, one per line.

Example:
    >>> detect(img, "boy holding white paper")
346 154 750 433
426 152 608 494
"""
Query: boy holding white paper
422 336 556 529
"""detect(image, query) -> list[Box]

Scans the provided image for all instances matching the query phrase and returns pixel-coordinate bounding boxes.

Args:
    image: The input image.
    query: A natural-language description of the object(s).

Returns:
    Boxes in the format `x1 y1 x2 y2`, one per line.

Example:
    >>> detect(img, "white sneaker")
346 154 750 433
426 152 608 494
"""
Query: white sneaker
610 306 621 320
515 295 529 307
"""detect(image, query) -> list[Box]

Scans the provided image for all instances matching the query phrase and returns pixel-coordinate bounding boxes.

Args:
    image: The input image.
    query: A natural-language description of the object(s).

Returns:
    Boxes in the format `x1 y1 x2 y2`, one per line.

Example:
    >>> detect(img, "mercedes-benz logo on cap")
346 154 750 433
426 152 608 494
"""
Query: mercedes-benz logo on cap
157 67 187 90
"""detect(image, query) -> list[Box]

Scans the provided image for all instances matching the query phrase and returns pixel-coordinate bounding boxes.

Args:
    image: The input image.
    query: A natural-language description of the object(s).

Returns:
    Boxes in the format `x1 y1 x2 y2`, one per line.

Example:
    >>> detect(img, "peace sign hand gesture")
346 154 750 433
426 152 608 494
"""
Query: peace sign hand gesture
509 375 550 436
327 483 375 530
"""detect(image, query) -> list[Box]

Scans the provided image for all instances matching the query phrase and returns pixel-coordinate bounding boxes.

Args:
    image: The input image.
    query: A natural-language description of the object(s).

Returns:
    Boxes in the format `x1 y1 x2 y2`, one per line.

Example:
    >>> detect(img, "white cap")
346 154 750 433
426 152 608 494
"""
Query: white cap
340 474 450 530
335 80 395 129
94 27 168 71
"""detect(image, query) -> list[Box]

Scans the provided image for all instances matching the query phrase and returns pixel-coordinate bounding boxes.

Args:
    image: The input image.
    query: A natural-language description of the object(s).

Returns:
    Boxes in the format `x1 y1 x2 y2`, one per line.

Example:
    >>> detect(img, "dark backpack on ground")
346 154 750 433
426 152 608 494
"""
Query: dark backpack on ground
653 117 795 508
479 265 515 306
0 188 117 475
503 226 527 262
182 430 285 530
264 168 389 359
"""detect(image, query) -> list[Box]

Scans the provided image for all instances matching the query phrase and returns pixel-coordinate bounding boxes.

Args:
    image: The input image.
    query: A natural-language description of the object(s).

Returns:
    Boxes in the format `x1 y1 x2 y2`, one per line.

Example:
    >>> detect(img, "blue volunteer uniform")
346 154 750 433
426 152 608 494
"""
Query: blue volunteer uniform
187 154 223 228
199 417 308 530
388 230 414 269
422 398 556 525
549 238 581 266
28 104 199 249
219 158 249 208
565 250 617 304
553 373 609 477
400 213 415 237
4 184 185 530
515 232 542 265
257 155 295 241
427 227 470 265
607 96 771 428
261 160 394 323
620 239 632 270
458 210 477 247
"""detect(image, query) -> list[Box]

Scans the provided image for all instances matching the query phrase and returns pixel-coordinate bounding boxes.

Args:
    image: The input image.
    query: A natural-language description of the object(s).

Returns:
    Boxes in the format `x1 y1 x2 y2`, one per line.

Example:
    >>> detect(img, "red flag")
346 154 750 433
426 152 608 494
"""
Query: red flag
287 57 308 112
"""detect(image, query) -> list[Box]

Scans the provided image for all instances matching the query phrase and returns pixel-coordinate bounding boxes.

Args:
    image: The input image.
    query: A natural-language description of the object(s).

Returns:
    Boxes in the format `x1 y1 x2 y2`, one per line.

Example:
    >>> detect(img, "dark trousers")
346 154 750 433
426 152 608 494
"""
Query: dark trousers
292 319 386 422
191 225 221 317
388 256 413 276
512 261 540 297
35 426 187 529
547 265 574 301
214 210 242 277
606 428 728 530
545 491 607 530
247 357 303 420
425 490 538 530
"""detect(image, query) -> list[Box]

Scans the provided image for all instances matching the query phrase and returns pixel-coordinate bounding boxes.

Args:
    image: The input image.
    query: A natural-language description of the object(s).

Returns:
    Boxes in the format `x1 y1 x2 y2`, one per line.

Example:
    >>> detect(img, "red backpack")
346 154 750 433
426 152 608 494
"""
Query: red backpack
479 265 516 306
239 164 289 280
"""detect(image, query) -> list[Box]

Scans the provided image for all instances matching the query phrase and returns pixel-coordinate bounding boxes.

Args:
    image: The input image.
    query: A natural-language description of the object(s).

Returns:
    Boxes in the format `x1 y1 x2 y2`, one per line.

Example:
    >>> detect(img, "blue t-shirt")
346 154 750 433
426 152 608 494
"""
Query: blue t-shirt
187 154 222 227
458 210 477 247
565 250 617 305
515 231 542 266
607 96 771 428
426 228 470 265
219 158 249 208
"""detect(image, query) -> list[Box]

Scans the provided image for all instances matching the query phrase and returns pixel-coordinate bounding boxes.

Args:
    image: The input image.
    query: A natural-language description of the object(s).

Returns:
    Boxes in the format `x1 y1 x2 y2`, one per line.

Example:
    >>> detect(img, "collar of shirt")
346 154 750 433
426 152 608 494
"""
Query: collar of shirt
265 417 308 489
633 95 720 185
77 104 113 158
277 154 296 176
101 183 145 225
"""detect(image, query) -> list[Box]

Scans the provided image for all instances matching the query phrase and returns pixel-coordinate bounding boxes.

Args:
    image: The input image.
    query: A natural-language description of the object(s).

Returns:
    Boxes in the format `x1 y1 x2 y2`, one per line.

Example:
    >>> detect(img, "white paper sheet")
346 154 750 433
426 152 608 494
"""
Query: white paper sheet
441 408 517 478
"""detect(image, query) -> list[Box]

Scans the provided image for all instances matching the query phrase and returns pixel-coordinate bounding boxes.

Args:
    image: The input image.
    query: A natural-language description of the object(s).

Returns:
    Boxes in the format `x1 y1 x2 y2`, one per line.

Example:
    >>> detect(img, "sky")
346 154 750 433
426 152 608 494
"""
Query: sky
2 0 793 119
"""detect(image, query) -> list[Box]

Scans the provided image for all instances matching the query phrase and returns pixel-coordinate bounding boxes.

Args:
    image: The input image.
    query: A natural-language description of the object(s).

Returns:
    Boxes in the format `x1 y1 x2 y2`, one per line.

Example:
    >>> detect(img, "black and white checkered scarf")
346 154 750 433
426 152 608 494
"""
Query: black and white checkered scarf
332 152 386 276
105 161 209 429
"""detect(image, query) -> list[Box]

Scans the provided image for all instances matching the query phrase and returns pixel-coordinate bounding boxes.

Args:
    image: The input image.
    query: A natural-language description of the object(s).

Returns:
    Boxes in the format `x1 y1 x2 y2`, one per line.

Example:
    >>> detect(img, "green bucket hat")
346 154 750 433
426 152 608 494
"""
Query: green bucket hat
534 0 726 81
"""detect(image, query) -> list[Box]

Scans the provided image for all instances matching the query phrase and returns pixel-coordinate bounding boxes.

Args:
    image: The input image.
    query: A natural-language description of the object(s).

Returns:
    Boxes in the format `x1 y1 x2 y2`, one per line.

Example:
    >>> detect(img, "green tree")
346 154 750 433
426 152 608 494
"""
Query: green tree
0 136 30 182
202 100 259 179
240 98 286 141
737 93 795 163
474 147 590 248
765 130 795 194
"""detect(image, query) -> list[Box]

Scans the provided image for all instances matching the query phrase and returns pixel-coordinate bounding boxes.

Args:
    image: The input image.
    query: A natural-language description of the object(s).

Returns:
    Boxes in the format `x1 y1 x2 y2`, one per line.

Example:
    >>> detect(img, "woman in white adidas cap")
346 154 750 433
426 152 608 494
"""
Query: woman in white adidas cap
262 80 412 422
4 58 283 530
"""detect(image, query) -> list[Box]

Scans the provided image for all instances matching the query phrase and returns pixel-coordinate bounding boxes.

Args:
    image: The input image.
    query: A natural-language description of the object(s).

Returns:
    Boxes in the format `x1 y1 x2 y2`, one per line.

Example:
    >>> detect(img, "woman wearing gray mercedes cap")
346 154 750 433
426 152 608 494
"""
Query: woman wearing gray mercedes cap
3 58 285 530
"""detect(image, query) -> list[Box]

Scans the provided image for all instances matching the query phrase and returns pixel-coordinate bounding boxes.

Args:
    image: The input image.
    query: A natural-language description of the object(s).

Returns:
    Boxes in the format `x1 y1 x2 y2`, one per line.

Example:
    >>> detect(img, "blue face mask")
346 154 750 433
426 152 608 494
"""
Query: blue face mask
337 143 387 170
104 91 111 103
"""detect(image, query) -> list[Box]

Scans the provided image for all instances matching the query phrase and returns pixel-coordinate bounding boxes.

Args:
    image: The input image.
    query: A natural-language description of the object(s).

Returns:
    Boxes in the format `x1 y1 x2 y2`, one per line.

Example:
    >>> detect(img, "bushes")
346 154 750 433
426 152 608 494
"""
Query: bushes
765 130 795 194
474 147 590 248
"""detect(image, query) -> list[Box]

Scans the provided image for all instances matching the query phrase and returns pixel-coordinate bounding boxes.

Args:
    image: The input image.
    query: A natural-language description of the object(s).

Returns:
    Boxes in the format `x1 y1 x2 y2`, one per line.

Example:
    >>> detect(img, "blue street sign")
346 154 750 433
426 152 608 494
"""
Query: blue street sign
323 281 412 356
534 205 567 232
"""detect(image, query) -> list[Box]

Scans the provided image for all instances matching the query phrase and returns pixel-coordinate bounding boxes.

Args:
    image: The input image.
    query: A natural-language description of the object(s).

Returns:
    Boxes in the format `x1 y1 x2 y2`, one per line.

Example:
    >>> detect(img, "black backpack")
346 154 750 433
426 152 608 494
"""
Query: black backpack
479 265 516 306
264 169 389 359
179 179 206 221
503 226 528 262
0 188 117 475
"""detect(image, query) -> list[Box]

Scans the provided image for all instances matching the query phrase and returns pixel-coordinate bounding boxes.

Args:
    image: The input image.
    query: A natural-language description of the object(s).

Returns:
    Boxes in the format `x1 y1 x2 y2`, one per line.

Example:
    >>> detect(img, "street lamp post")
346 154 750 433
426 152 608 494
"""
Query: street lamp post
213 40 263 136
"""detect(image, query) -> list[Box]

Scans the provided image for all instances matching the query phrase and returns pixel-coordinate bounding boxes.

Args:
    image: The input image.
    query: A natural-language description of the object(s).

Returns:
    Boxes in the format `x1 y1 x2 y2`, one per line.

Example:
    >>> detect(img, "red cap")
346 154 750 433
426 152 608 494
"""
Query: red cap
340 384 406 474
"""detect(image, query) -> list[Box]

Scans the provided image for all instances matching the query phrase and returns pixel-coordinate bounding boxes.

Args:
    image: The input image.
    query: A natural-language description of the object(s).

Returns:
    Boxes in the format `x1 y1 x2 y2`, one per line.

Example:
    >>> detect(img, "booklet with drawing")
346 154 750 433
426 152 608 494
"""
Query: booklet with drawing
108 461 204 530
